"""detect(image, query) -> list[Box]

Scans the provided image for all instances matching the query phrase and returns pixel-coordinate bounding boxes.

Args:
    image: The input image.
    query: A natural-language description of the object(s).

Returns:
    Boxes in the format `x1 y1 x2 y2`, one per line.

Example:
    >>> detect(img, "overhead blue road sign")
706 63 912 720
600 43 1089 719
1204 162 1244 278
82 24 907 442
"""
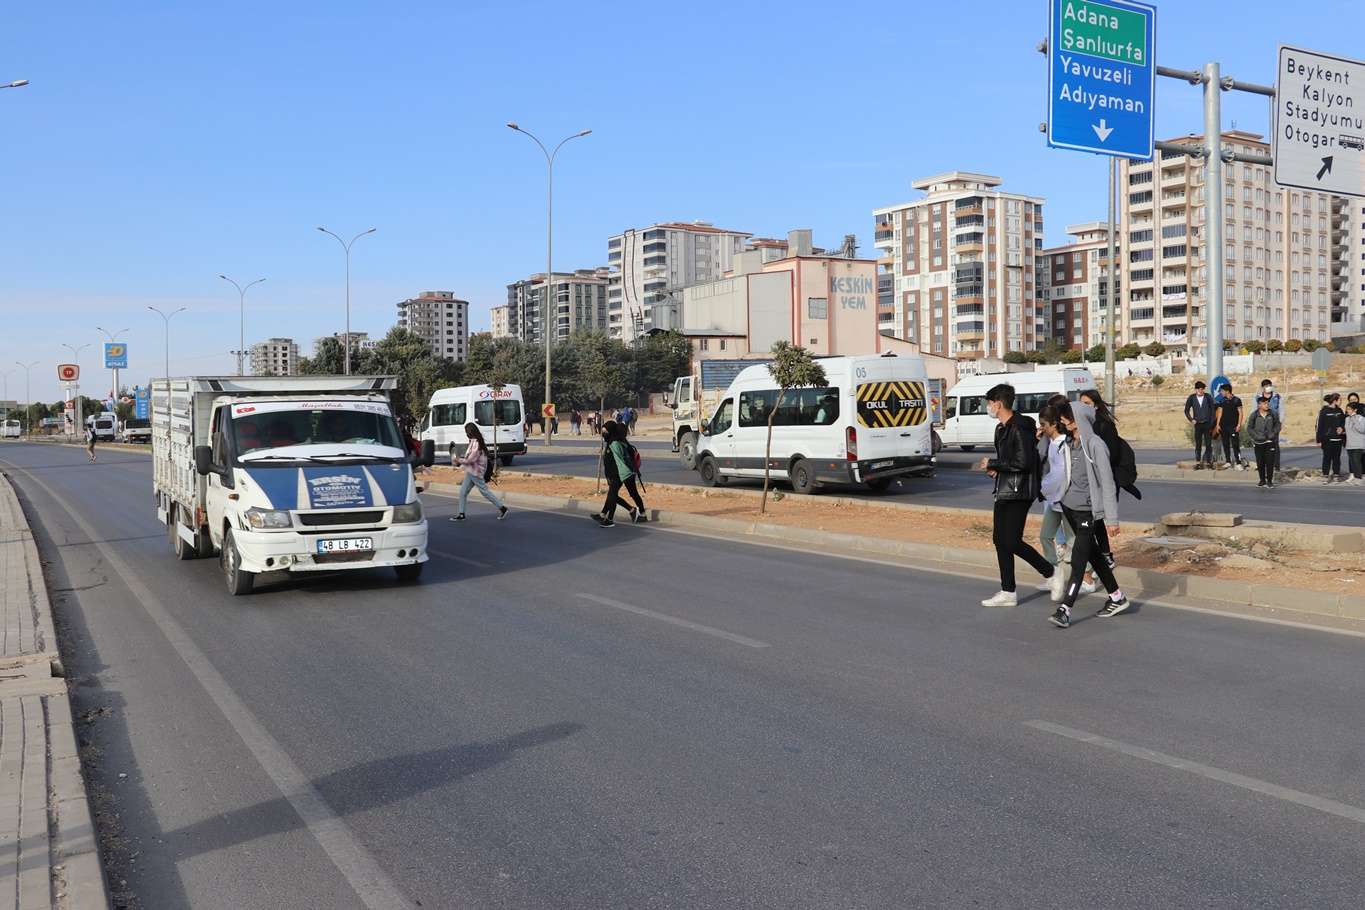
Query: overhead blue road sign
104 343 128 369
1047 0 1156 160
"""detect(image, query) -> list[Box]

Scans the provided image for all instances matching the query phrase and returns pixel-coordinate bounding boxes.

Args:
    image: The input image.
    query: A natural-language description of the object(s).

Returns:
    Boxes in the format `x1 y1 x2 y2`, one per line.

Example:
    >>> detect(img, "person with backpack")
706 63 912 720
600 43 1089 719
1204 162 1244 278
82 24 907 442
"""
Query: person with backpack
1316 393 1347 483
450 423 508 522
1184 380 1216 469
1247 395 1282 489
1044 400 1129 629
1078 388 1141 500
595 420 646 527
977 383 1058 608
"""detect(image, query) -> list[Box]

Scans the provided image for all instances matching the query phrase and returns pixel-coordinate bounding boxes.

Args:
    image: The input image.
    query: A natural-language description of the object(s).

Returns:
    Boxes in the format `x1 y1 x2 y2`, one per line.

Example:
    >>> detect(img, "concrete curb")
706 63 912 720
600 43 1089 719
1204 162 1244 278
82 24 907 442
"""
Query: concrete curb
426 481 1365 631
0 472 110 909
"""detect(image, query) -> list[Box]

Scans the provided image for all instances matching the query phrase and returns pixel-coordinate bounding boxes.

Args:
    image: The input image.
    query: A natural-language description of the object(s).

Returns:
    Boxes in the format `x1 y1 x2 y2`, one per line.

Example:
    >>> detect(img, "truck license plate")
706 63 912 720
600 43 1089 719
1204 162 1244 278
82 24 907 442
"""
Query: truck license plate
870 460 894 470
316 537 374 554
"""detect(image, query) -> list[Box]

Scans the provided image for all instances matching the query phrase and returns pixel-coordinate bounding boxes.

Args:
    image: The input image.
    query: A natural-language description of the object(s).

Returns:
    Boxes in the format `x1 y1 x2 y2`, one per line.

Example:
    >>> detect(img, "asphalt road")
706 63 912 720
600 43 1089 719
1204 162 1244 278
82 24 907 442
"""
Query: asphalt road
510 442 1365 529
3 440 1365 908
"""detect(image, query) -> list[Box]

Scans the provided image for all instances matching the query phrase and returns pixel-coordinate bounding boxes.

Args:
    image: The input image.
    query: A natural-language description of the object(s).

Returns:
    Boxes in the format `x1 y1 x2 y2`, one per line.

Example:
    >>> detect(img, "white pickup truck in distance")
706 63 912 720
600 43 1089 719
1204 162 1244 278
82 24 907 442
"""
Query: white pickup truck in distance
152 376 435 595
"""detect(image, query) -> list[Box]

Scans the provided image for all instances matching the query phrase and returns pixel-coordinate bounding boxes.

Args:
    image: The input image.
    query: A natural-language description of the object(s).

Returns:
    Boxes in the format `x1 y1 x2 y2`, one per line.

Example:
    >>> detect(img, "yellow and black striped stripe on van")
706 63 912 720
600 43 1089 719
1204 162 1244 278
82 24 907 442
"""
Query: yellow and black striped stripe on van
856 381 928 428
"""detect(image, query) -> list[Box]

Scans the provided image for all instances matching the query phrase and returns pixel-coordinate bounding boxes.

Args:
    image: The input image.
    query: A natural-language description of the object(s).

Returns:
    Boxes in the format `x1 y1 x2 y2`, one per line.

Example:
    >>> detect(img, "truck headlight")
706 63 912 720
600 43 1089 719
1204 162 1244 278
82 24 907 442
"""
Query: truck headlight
392 501 423 523
244 507 292 530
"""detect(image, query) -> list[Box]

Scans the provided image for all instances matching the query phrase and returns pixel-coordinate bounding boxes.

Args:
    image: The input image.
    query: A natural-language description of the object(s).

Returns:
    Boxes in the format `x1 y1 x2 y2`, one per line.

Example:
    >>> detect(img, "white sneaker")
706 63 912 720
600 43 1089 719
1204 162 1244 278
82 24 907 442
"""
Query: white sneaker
1035 579 1053 591
1080 581 1098 596
1049 571 1068 603
981 590 1018 608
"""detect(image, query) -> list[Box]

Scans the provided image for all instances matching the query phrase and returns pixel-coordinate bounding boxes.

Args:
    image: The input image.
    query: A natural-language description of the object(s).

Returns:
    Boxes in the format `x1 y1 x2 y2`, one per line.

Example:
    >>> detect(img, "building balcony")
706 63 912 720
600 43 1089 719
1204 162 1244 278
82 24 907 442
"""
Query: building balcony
874 230 894 243
954 214 984 228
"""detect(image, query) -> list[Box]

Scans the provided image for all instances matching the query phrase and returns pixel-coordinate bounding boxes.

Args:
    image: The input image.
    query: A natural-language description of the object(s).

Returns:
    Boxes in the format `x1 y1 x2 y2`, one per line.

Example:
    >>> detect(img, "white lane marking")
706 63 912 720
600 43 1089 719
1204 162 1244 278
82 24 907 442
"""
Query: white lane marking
9 464 423 909
575 593 770 649
1026 720 1365 827
427 549 492 569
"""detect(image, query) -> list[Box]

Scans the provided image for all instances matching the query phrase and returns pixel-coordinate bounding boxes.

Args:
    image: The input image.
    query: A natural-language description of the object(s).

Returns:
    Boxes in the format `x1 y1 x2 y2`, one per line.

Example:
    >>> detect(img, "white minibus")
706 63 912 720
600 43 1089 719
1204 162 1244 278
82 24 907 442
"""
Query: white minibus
422 384 526 466
939 368 1096 451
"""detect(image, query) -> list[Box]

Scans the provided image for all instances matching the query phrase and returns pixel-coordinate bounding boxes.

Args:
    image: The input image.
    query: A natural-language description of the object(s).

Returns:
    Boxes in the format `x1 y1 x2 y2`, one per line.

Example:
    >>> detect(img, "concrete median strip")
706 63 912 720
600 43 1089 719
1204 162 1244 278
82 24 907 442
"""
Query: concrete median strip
0 472 109 909
425 480 1365 636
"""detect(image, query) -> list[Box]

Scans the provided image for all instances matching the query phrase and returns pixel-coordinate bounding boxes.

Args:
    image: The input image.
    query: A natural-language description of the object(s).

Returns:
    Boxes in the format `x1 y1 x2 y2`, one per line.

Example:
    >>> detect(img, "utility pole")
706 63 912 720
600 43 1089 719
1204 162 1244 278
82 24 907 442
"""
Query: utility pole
1105 159 1117 404
15 361 37 438
507 122 592 447
147 307 187 381
316 228 375 375
61 343 90 436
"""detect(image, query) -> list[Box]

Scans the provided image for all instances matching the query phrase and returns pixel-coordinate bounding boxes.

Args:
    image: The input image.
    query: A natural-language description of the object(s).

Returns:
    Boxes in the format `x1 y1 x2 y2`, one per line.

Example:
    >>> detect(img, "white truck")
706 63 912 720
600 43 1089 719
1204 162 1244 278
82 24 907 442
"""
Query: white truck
670 359 773 469
152 376 434 595
120 417 151 444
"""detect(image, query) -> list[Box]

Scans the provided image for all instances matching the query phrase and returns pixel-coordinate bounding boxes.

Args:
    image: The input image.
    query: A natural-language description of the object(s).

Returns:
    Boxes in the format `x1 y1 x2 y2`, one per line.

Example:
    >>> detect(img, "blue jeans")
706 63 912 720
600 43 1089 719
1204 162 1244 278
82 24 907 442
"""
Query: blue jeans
458 472 503 513
1039 506 1073 566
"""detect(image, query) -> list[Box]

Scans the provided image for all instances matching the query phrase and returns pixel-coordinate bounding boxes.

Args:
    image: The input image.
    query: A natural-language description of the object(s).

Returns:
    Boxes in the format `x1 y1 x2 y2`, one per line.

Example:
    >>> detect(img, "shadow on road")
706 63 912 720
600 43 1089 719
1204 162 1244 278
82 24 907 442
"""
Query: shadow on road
159 722 584 861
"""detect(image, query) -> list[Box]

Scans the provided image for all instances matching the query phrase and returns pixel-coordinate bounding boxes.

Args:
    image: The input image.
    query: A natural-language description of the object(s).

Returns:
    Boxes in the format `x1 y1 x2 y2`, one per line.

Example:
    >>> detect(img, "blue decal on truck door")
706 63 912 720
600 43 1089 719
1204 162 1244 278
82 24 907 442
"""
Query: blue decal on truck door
302 467 372 509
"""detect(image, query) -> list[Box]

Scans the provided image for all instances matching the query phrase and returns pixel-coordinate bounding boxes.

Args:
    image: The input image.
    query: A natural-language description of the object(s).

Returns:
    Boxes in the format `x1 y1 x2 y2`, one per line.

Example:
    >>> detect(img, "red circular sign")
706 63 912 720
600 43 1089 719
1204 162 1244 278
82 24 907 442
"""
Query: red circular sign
57 364 79 382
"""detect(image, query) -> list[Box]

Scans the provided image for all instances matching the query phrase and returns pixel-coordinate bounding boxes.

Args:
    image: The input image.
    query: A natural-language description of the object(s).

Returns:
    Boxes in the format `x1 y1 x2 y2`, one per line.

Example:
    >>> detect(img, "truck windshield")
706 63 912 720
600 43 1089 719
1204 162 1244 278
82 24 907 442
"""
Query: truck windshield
232 402 403 456
474 400 521 426
124 419 150 429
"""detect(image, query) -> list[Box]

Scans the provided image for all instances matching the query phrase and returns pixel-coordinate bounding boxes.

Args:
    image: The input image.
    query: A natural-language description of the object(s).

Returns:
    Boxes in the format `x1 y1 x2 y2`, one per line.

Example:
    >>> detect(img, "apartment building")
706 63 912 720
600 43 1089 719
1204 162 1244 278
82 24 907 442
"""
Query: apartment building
396 290 470 361
1038 223 1118 350
1332 199 1365 339
505 269 611 344
249 337 298 376
873 173 1045 360
1118 130 1348 351
489 305 510 339
607 222 750 338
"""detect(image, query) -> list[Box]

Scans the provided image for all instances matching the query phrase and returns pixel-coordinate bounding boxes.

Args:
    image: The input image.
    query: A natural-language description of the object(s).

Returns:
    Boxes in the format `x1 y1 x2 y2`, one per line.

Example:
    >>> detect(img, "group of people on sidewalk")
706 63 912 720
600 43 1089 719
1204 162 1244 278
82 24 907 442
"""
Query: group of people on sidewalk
979 383 1132 630
1183 377 1365 485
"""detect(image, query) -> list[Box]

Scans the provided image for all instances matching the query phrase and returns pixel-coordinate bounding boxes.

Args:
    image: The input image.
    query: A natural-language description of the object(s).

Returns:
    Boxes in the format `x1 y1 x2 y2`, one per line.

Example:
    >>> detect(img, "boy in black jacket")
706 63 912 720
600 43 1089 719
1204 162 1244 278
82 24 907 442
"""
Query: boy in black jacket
1184 381 1216 468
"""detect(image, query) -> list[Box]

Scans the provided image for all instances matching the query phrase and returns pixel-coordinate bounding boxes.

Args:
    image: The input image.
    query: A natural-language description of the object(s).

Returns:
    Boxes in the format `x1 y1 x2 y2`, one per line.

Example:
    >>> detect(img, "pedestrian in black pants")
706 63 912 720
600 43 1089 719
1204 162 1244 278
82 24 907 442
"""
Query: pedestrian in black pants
979 383 1056 608
595 421 646 527
1214 382 1245 469
1247 396 1280 488
1184 381 1216 468
1316 393 1347 483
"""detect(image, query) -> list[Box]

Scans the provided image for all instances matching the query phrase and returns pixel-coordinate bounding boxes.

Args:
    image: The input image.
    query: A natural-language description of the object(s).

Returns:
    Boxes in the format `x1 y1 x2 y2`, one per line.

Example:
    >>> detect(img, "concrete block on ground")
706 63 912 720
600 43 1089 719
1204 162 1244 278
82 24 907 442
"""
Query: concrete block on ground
1161 512 1243 528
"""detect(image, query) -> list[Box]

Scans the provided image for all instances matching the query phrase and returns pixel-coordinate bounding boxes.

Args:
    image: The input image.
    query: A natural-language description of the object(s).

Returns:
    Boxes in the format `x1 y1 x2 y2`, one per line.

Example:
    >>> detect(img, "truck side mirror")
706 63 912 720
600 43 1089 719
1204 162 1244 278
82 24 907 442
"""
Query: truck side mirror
419 439 436 468
194 445 215 477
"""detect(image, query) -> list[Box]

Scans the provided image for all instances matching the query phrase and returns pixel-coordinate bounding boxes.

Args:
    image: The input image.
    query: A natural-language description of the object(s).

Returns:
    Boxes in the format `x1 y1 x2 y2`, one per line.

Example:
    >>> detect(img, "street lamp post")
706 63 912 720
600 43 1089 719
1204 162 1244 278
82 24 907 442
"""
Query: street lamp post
316 227 376 375
147 307 187 382
95 326 130 414
220 275 266 375
14 361 37 438
61 343 91 436
507 122 592 447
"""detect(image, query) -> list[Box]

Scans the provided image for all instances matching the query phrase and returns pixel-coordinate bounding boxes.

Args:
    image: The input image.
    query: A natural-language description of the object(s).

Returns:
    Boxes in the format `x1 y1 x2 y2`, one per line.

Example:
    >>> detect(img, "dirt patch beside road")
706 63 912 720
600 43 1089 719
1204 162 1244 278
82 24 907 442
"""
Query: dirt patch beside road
425 466 1360 598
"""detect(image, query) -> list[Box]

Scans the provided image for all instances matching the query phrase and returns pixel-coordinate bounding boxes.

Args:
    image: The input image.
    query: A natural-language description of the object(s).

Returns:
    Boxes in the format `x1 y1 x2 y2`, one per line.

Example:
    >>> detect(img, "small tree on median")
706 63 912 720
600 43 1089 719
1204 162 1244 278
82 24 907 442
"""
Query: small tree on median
761 341 827 514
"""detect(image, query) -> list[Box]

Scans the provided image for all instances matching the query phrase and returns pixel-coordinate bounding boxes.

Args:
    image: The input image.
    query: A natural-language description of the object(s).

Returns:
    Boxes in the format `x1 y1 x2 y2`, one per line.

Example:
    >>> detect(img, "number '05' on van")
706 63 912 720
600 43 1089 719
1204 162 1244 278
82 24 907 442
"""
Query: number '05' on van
693 354 935 494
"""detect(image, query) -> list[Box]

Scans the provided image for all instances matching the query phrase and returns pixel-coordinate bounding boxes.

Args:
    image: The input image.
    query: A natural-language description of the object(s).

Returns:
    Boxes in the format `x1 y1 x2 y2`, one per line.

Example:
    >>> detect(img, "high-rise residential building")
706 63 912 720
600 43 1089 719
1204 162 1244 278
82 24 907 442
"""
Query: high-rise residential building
249 337 299 376
873 173 1045 359
489 305 510 339
505 269 611 344
1332 199 1365 339
396 290 469 361
607 222 750 338
1118 130 1348 352
1037 223 1118 351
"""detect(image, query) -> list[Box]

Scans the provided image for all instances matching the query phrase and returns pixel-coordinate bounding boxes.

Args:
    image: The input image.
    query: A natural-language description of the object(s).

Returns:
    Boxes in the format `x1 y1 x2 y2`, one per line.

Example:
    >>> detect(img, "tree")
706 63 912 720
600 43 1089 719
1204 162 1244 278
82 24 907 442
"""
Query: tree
1266 338 1284 352
1284 338 1303 353
1059 349 1083 364
633 330 691 397
1323 339 1335 351
365 327 463 427
761 342 827 514
1303 339 1322 352
1243 340 1265 354
1223 339 1237 353
1003 350 1027 365
1150 374 1165 388
1025 350 1048 364
299 337 347 375
1143 341 1167 357
1085 344 1107 363
1117 343 1142 360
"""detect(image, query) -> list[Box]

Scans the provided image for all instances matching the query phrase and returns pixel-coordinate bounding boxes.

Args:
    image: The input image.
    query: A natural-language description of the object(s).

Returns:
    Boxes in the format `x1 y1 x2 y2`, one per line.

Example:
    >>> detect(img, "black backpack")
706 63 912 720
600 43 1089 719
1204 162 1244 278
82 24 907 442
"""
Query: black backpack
482 446 495 482
1106 425 1141 499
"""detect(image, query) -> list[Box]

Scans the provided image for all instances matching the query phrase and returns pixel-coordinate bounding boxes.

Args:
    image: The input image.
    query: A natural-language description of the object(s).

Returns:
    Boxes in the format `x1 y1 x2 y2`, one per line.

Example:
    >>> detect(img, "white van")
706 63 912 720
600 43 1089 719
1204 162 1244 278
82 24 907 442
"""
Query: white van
693 353 935 493
86 413 117 441
939 368 1096 451
1 420 19 438
422 384 526 466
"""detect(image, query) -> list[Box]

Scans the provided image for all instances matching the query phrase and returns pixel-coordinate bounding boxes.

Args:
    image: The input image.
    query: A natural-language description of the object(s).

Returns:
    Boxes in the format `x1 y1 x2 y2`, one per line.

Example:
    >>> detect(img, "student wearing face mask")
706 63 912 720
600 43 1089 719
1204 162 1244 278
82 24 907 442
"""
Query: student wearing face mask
977 383 1057 608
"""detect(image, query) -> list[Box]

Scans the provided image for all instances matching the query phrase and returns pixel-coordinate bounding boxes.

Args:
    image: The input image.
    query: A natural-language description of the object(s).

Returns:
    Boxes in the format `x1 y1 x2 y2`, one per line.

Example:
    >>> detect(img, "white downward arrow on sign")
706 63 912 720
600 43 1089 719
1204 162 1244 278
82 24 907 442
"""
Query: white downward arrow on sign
1092 119 1113 142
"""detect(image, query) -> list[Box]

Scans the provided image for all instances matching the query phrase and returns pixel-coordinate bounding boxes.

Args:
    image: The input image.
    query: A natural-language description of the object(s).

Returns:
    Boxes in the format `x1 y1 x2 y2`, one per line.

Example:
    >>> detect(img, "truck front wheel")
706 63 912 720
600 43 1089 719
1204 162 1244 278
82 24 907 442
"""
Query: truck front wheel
678 432 698 469
221 529 255 596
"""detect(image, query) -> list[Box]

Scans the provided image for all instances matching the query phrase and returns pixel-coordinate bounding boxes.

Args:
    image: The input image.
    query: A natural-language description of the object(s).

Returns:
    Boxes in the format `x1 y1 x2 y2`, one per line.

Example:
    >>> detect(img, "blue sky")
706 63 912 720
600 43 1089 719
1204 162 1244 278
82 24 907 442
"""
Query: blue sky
1 0 1361 400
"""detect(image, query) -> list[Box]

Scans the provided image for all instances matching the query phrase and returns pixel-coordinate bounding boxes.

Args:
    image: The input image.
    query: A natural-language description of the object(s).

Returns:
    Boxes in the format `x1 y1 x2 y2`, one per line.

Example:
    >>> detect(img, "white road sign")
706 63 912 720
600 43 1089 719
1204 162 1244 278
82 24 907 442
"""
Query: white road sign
1275 45 1365 198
